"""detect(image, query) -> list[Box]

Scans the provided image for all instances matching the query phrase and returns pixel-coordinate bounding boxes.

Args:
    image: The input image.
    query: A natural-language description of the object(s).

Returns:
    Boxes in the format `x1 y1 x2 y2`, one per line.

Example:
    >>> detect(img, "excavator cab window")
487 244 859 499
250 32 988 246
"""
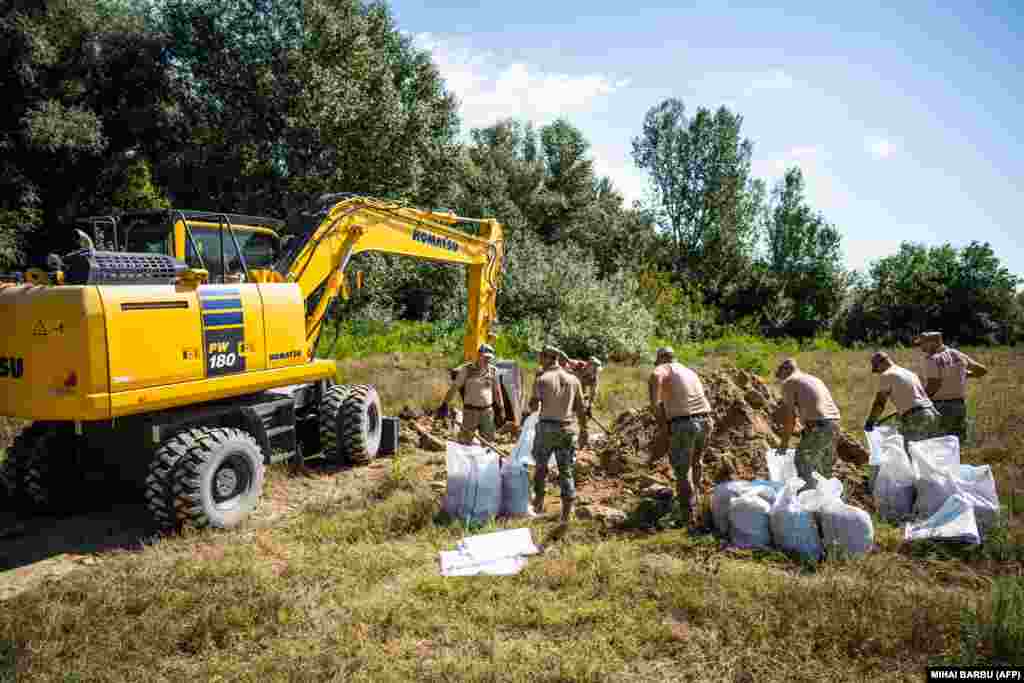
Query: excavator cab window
122 219 173 255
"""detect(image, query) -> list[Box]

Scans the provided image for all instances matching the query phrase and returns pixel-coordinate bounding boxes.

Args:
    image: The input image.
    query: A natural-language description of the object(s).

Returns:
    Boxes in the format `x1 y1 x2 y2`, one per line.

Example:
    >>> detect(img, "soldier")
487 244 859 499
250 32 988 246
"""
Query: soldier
914 331 987 444
648 346 714 528
864 351 942 444
438 344 505 445
567 356 603 447
527 345 586 524
775 358 841 492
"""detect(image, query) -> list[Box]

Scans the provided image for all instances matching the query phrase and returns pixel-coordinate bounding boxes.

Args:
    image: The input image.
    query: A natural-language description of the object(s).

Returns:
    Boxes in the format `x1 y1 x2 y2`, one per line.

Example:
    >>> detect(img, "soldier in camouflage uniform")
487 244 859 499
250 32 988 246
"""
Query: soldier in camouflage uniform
648 347 714 527
527 345 586 524
914 331 987 444
439 344 505 445
775 359 841 492
567 356 602 447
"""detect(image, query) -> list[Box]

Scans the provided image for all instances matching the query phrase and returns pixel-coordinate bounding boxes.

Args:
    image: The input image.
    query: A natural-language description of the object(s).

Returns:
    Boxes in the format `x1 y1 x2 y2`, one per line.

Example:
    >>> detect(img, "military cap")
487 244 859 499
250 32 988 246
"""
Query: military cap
478 343 495 358
542 344 567 362
589 356 603 367
655 346 674 358
912 331 942 345
870 351 890 367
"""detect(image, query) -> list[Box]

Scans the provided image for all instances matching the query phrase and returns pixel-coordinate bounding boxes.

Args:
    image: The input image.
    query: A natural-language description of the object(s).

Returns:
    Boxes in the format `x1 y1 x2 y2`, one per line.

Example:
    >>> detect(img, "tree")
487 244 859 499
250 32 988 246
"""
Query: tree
836 241 1019 345
631 98 762 303
760 166 847 337
0 0 179 265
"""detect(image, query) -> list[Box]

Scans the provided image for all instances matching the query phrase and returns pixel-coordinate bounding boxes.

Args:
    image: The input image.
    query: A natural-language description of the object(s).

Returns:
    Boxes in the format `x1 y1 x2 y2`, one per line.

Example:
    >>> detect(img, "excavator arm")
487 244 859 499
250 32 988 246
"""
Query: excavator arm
250 195 505 362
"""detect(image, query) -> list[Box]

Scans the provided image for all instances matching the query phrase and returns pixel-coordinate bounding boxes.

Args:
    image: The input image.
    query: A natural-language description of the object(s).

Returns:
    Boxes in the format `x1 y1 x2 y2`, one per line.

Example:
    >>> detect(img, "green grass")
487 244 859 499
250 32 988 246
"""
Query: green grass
0 475 989 681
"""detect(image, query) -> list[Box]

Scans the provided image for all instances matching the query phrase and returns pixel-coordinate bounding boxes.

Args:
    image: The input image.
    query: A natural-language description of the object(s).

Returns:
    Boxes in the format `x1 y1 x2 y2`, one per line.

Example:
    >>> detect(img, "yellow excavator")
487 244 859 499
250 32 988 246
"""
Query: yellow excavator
0 194 507 531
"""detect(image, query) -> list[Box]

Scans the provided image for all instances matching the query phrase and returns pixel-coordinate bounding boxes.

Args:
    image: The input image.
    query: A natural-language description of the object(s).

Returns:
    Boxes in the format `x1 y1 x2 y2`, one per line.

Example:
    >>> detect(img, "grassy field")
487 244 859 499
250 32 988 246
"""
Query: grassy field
2 334 1023 681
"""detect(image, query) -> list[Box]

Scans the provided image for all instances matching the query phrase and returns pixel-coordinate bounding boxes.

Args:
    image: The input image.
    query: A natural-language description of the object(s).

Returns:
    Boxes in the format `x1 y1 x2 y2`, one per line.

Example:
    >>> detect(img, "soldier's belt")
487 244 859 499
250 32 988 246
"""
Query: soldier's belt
464 403 494 411
901 405 933 418
669 412 711 423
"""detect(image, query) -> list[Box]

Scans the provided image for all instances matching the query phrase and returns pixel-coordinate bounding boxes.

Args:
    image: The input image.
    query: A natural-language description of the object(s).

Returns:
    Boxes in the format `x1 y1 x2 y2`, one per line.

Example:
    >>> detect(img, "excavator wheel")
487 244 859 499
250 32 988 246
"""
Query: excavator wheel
1 422 76 512
145 426 264 531
319 384 383 465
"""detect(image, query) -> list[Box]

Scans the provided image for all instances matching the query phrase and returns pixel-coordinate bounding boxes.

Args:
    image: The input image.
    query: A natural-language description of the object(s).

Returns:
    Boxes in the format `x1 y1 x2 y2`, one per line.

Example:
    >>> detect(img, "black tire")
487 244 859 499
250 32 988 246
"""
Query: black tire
2 422 73 511
319 384 382 465
146 427 264 531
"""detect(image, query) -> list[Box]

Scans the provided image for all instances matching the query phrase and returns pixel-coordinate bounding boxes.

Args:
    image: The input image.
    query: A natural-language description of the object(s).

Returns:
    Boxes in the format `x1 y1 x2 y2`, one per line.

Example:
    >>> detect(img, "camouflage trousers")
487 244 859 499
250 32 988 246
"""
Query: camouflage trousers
900 406 943 444
532 421 577 506
668 413 714 524
458 406 496 444
933 399 968 444
795 419 838 493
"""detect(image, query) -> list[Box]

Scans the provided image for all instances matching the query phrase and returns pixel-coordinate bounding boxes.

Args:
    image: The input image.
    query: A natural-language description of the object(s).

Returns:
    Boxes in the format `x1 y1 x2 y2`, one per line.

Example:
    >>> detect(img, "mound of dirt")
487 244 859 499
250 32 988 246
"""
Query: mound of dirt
591 368 873 510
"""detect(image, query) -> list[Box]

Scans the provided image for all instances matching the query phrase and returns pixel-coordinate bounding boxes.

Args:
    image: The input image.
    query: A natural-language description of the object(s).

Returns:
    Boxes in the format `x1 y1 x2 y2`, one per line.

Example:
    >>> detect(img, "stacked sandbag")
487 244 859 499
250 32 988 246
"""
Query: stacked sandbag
873 439 917 521
728 487 773 549
443 442 502 523
799 472 874 558
909 437 1000 537
904 493 981 545
712 481 754 536
770 478 823 561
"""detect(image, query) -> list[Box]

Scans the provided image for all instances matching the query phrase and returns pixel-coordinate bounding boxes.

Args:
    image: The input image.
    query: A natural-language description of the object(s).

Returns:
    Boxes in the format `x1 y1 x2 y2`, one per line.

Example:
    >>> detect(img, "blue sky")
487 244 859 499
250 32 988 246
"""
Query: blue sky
388 0 1023 278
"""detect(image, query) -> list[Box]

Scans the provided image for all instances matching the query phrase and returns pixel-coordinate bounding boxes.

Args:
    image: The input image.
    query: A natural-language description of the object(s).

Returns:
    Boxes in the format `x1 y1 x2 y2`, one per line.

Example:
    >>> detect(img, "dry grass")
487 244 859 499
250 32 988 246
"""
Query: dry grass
2 346 1023 681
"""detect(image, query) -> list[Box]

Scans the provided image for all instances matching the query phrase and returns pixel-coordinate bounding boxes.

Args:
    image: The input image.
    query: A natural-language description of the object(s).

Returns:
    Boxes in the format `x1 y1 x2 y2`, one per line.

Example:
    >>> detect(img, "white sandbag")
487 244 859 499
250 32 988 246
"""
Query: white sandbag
728 490 773 549
819 500 874 558
749 479 785 505
443 442 501 523
510 412 539 465
770 478 823 561
903 493 981 545
873 441 917 521
908 435 961 472
766 448 797 483
796 472 844 512
911 449 958 521
499 461 531 517
865 424 903 465
712 480 754 535
956 464 1001 535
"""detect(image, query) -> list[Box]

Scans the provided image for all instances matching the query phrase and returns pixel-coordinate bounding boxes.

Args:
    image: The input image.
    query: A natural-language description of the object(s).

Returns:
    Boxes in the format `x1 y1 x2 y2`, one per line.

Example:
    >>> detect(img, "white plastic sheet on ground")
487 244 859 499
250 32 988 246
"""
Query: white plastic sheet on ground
442 442 501 523
439 528 540 576
873 439 917 521
865 424 903 466
770 477 823 561
728 489 773 549
766 448 797 483
903 493 981 545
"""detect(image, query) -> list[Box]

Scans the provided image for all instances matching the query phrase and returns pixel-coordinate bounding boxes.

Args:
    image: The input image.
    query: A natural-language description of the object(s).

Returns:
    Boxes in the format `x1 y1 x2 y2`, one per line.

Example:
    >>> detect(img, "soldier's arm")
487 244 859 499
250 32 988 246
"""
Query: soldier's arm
924 378 942 398
778 386 795 450
442 368 465 406
648 371 660 413
527 376 541 414
493 370 506 413
866 390 889 426
963 353 988 378
572 380 586 420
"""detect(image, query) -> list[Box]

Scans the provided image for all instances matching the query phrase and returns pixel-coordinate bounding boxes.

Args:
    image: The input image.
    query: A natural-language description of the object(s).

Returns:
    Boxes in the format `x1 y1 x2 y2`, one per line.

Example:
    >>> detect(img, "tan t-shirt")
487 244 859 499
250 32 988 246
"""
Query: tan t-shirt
924 346 970 401
652 362 711 419
532 366 585 425
454 363 499 408
781 371 841 423
879 365 933 414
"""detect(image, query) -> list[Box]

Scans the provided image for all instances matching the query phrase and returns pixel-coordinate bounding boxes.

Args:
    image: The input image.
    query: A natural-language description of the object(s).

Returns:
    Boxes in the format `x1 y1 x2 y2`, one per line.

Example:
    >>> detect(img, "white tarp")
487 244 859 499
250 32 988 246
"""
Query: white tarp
903 493 981 545
439 527 540 577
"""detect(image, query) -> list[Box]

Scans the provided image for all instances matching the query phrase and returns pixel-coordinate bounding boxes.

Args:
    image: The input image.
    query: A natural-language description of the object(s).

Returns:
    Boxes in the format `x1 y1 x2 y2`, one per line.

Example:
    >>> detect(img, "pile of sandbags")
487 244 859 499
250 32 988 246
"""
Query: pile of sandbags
868 431 1002 544
712 449 874 560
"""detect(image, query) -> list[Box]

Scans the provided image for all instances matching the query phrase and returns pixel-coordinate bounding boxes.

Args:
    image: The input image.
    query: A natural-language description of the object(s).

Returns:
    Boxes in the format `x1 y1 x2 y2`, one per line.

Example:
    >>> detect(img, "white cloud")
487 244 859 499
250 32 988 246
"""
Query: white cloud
591 150 649 206
866 136 895 160
413 32 629 130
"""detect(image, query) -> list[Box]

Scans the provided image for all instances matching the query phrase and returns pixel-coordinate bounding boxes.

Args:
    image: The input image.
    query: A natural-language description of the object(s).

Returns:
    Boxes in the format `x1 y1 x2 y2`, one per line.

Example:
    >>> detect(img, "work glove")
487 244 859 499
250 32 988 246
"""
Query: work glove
863 419 875 432
436 402 450 420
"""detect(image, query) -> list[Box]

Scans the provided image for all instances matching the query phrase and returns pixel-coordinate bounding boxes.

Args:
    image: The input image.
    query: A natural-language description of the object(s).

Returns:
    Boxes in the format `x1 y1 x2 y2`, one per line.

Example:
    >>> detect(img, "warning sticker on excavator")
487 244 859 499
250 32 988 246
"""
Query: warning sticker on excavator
33 320 47 336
